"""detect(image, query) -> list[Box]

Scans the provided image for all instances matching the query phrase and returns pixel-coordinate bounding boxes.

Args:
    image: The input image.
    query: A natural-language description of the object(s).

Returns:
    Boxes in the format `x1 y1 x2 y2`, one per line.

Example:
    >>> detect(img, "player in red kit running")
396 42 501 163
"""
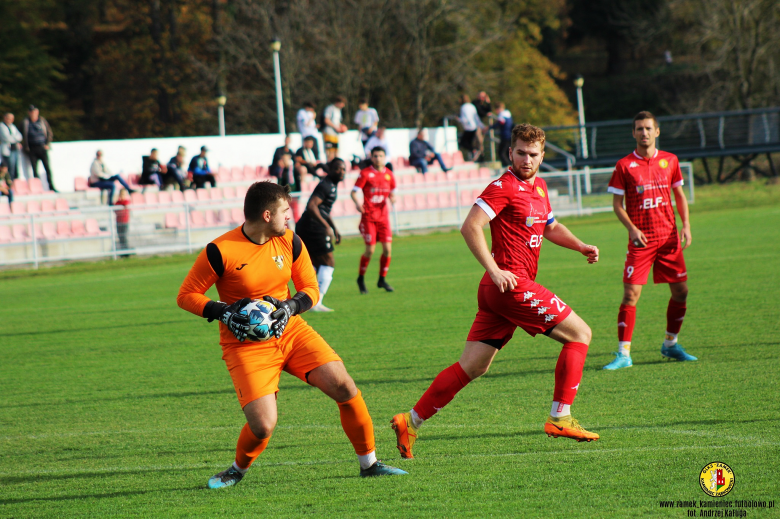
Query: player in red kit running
390 124 601 459
351 147 396 294
603 111 695 370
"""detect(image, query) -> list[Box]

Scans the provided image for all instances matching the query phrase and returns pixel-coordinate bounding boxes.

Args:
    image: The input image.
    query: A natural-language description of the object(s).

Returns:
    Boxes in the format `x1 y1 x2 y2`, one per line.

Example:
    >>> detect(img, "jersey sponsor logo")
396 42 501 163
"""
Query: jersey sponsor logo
641 196 665 209
544 314 557 323
236 263 248 270
492 180 503 188
272 255 284 270
659 159 669 169
629 161 639 168
536 186 545 197
525 216 535 227
523 291 535 302
529 299 542 308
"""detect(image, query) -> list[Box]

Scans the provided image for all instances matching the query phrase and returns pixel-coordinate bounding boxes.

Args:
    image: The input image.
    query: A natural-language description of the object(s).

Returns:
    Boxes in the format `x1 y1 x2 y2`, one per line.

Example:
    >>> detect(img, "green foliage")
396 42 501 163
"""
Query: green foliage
0 190 778 516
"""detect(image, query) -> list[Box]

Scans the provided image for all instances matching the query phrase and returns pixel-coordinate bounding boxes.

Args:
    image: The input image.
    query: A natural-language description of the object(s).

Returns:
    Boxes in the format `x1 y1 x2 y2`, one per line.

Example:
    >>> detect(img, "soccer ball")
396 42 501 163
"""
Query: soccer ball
239 300 276 342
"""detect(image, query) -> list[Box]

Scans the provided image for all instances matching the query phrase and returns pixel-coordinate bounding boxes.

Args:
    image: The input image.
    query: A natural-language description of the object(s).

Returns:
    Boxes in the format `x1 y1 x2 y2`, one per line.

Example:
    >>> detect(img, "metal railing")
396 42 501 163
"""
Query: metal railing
543 107 780 167
0 163 694 268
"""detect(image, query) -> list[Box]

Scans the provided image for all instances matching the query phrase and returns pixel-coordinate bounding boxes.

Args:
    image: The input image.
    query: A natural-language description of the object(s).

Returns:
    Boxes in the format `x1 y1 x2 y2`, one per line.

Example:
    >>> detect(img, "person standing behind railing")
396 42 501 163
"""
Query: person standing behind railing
22 105 57 192
492 102 513 167
0 113 23 180
114 188 131 257
0 162 13 204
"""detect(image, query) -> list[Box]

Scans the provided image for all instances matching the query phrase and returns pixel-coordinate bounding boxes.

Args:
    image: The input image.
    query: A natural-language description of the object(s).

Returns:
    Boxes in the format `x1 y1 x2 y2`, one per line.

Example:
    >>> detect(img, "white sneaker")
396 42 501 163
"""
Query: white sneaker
311 304 334 312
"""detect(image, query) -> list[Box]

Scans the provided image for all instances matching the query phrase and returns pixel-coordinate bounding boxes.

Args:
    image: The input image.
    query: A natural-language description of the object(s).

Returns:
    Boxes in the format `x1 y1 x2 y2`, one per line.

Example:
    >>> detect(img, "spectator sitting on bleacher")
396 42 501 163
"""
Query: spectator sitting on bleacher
409 128 450 174
139 148 165 189
492 102 513 167
0 162 13 203
354 98 379 150
89 150 135 205
360 127 393 171
165 146 188 191
295 136 323 185
188 146 216 189
270 135 294 181
296 101 319 139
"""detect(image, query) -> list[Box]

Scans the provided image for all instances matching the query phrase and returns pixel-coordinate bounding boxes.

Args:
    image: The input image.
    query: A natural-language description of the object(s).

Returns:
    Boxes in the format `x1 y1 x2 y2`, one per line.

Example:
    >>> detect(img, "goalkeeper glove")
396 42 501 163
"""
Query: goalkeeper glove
203 298 252 342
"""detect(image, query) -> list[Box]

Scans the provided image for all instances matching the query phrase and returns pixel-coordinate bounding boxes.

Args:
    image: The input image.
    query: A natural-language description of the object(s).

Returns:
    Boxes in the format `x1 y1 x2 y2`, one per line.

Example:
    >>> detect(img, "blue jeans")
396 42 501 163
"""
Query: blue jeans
90 175 134 205
411 153 447 174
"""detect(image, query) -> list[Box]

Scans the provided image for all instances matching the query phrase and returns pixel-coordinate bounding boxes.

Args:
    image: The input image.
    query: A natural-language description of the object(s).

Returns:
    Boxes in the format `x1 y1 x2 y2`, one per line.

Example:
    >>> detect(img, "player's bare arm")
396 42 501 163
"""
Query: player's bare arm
672 185 692 249
307 194 339 243
350 189 364 214
543 220 599 264
613 193 648 247
460 204 518 292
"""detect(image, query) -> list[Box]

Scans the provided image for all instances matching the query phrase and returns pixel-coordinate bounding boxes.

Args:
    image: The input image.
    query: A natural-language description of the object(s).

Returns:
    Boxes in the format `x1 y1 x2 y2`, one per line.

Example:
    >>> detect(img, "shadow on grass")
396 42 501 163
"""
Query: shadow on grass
0 486 201 505
0 319 192 338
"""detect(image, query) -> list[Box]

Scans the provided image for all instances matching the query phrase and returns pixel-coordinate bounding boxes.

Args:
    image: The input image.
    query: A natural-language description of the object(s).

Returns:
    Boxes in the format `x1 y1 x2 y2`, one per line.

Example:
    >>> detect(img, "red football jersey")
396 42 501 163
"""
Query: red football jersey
353 166 396 222
608 150 684 241
475 168 554 282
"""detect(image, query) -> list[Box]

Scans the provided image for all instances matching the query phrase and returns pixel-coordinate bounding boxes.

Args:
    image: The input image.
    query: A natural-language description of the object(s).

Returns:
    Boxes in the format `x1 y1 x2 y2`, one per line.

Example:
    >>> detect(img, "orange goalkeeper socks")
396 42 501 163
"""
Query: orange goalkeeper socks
234 423 270 471
337 390 376 456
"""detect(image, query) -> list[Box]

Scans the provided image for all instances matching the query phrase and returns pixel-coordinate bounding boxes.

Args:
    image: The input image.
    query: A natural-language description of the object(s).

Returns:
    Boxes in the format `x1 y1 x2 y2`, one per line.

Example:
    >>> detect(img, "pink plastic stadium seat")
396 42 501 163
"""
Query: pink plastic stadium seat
145 192 159 205
178 213 187 227
190 210 206 228
222 186 236 199
218 166 229 177
0 202 10 217
426 193 439 209
204 210 217 227
10 201 26 214
0 225 11 242
453 151 465 165
257 166 268 178
184 190 197 203
164 213 182 229
26 201 40 214
85 219 102 236
209 188 223 201
13 179 30 196
479 167 491 179
56 220 71 237
171 191 184 203
28 177 44 195
41 221 57 240
71 220 87 237
157 191 172 205
11 224 28 241
438 192 451 208
55 198 69 212
131 192 145 205
398 174 413 185
330 200 344 217
231 208 244 225
413 173 425 185
74 176 89 191
448 191 458 208
41 200 55 213
243 166 255 179
218 209 231 225
231 167 242 180
196 189 210 202
402 194 416 212
415 193 427 210
235 186 248 200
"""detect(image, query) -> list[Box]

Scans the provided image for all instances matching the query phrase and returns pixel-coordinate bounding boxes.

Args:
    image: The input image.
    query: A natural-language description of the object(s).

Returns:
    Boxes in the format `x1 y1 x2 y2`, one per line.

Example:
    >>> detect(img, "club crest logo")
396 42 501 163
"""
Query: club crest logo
272 255 285 270
699 462 735 497
659 159 669 169
636 185 645 194
385 174 392 181
536 186 545 197
526 216 535 227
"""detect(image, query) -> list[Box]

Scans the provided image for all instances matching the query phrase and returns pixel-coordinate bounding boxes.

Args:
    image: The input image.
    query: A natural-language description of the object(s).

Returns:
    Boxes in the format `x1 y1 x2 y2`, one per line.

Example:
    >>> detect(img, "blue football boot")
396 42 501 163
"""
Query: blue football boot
359 461 408 477
207 466 244 489
603 352 633 370
661 343 697 361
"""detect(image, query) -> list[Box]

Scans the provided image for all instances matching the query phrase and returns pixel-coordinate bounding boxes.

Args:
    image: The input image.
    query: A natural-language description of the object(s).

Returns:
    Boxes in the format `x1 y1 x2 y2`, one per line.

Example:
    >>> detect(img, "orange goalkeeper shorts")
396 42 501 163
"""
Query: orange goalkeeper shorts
221 316 342 408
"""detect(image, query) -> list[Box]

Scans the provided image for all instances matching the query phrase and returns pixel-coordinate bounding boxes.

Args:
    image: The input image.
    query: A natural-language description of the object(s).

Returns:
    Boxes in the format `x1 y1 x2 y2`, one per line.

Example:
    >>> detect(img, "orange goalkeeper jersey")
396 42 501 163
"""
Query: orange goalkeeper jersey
177 226 319 348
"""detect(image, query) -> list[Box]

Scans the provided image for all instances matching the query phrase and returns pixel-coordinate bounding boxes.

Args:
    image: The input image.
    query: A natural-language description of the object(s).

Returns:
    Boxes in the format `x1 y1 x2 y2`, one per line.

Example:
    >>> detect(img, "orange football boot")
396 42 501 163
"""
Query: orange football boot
545 415 600 442
390 412 418 459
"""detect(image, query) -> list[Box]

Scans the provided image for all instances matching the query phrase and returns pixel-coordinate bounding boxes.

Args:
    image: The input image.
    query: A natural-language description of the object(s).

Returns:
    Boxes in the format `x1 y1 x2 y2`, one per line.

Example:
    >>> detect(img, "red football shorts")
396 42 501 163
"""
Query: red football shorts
624 232 687 285
359 216 392 245
467 279 573 347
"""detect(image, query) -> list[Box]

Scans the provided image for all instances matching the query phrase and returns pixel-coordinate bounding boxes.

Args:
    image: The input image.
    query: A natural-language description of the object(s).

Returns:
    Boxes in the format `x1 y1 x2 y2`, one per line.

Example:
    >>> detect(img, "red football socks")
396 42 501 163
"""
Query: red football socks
337 390 376 456
413 362 472 420
552 342 589 405
235 423 270 470
379 254 391 277
358 254 371 276
617 304 636 343
666 299 687 335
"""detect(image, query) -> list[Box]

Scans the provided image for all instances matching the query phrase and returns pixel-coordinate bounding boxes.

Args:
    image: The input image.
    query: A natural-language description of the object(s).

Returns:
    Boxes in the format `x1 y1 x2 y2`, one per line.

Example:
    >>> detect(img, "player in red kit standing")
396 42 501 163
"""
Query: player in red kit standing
603 111 695 370
391 124 601 459
351 147 396 294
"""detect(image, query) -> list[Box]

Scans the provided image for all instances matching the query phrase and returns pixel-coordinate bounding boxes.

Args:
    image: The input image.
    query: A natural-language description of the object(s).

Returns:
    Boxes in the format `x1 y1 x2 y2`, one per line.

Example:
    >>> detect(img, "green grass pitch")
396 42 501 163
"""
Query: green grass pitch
1 185 779 517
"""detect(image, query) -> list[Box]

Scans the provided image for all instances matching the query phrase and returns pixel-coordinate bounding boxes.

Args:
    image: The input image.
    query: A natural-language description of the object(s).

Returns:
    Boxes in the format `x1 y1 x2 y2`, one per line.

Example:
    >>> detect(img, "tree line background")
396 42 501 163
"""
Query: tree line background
1 0 778 144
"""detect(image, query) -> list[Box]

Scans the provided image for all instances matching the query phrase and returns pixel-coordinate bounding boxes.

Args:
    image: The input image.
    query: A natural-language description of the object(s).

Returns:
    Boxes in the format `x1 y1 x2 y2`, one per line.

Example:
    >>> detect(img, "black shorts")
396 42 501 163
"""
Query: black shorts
460 130 478 150
297 222 333 256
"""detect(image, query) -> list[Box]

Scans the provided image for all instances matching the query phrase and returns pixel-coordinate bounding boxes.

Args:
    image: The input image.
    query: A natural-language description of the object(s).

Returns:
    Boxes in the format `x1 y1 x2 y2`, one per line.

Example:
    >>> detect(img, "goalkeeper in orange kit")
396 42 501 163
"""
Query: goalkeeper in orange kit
177 181 406 488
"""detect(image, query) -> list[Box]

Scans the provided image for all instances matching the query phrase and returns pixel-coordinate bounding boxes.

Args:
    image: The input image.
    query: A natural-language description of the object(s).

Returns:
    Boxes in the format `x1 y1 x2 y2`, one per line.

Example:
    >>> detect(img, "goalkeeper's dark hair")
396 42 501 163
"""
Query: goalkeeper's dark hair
244 181 291 222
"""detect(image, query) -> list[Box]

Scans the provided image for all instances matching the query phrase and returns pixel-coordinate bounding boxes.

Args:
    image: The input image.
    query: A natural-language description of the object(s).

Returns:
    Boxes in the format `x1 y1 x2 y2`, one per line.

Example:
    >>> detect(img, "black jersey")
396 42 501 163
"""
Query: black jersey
297 177 338 230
